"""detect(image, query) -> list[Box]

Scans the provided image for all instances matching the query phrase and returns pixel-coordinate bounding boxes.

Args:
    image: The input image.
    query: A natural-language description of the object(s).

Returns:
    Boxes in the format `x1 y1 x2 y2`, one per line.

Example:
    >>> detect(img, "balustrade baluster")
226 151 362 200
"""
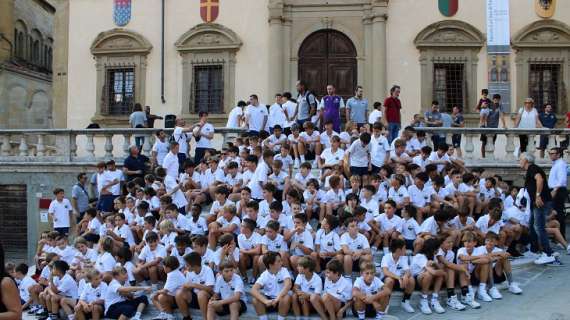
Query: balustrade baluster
484 134 495 160
1 135 11 156
527 134 536 157
36 134 45 156
142 134 152 155
86 134 95 160
104 134 114 160
505 134 515 160
70 133 77 158
123 134 131 157
464 134 474 159
19 136 28 156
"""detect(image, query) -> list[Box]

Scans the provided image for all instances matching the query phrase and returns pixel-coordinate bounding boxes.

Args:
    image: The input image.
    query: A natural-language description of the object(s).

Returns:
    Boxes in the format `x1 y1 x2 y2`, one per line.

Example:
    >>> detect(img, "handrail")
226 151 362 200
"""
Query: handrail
0 127 246 135
414 127 568 135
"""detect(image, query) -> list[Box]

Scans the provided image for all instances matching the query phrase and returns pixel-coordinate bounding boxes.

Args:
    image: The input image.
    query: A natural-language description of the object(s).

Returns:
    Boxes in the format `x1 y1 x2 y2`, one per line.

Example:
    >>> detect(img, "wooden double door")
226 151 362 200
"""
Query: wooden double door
298 29 357 100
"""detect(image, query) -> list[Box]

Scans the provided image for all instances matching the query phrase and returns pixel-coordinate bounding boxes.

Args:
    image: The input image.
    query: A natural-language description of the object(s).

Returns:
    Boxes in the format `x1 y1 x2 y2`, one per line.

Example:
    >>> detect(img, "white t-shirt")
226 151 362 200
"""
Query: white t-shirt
371 134 391 167
293 172 313 188
213 247 240 267
427 152 450 173
291 229 314 256
518 107 538 129
95 252 116 273
186 216 208 235
436 248 455 264
326 189 346 205
323 276 352 303
138 244 167 264
255 268 291 299
419 216 441 236
186 265 215 294
248 162 270 199
354 276 384 296
162 151 179 179
104 280 127 313
283 100 298 128
340 232 370 251
294 273 323 294
227 107 243 128
163 269 186 296
360 197 380 217
114 224 136 246
320 147 345 167
348 140 370 168
171 247 193 270
173 126 190 154
18 276 37 302
475 214 504 234
245 104 269 132
381 253 409 277
269 171 288 191
216 215 241 235
402 218 420 240
261 234 289 252
56 273 78 299
450 215 475 230
375 213 404 233
48 198 72 228
215 273 247 302
408 184 433 208
410 253 429 276
268 103 287 128
457 246 486 273
164 175 188 209
368 110 383 124
388 186 409 205
237 232 262 251
195 123 215 148
152 139 169 166
319 131 340 149
315 229 341 253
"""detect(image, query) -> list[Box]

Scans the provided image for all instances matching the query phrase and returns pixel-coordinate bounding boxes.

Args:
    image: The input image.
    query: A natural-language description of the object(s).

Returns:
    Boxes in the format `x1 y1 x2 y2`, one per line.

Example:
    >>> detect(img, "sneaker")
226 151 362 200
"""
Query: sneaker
489 287 503 299
401 300 415 313
567 244 570 255
431 299 445 314
523 250 539 259
534 253 556 265
477 289 493 302
546 258 564 267
446 295 466 311
508 282 523 294
28 305 39 314
463 294 481 309
152 312 168 320
419 298 432 314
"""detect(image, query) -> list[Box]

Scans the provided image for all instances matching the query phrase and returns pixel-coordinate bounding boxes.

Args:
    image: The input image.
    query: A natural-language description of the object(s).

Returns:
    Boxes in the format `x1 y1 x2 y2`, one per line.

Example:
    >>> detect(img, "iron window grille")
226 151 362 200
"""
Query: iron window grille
433 58 466 113
191 64 224 114
104 67 135 115
529 62 561 113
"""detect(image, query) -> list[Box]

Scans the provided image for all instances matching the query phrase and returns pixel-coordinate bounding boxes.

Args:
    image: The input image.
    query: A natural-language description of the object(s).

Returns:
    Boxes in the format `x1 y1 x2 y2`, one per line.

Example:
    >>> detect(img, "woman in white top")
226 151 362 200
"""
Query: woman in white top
129 103 147 150
514 97 542 153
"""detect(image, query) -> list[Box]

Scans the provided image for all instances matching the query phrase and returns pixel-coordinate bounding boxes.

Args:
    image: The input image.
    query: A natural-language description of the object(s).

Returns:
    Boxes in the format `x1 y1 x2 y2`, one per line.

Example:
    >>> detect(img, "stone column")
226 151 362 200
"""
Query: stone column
52 0 70 128
371 10 387 103
268 2 284 102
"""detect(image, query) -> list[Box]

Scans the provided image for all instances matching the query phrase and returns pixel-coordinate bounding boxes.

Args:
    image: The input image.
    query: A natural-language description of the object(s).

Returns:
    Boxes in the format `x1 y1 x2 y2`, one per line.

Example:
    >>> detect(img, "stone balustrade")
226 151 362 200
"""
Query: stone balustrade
0 127 245 163
415 127 570 166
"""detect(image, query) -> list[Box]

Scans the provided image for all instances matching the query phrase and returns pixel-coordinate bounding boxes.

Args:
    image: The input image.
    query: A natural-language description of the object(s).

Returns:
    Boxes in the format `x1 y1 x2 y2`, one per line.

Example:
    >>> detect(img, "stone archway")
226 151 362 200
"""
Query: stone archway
298 29 357 99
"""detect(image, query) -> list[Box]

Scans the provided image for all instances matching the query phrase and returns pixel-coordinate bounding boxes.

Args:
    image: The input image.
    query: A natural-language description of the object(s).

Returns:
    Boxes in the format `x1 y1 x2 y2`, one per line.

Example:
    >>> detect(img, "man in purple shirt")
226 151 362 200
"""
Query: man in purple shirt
319 84 345 132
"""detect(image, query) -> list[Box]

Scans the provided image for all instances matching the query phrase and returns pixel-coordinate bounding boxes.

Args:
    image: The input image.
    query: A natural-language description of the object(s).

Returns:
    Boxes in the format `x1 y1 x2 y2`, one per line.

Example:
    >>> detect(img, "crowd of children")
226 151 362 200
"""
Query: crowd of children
9 120 570 320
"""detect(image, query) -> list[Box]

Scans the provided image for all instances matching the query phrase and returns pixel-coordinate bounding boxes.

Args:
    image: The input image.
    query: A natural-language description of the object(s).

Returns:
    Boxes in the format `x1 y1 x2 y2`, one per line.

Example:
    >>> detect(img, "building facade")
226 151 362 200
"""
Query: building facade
56 0 570 127
0 0 54 129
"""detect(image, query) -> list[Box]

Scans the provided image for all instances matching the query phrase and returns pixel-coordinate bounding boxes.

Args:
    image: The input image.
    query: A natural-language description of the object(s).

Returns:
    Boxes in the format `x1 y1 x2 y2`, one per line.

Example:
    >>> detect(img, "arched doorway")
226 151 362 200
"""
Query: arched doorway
298 29 357 99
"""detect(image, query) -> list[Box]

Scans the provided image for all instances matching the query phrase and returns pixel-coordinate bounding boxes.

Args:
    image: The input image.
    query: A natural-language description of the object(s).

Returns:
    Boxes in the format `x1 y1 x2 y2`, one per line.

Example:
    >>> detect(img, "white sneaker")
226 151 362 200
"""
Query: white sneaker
566 244 570 255
523 251 539 259
508 282 523 294
419 298 432 314
477 289 493 302
431 299 446 314
294 159 300 168
401 299 415 313
534 253 556 265
489 286 503 299
463 293 481 309
152 312 167 320
446 295 466 311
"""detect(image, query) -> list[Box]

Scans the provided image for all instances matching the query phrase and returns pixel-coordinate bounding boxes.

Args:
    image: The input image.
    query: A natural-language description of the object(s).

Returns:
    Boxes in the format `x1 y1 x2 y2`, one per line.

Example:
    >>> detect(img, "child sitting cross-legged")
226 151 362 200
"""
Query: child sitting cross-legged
104 266 151 320
151 256 186 320
207 260 248 320
251 251 292 320
292 257 327 319
74 269 107 320
352 262 392 320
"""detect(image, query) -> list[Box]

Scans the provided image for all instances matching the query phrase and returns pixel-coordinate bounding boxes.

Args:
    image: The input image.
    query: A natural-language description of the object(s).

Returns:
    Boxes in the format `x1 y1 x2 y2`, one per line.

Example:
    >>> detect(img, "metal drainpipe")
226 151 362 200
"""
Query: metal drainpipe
160 0 166 104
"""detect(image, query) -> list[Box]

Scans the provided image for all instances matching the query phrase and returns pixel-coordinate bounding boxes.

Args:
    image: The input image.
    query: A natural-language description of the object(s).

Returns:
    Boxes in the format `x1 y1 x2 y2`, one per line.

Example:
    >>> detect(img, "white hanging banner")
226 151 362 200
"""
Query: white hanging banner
486 0 512 112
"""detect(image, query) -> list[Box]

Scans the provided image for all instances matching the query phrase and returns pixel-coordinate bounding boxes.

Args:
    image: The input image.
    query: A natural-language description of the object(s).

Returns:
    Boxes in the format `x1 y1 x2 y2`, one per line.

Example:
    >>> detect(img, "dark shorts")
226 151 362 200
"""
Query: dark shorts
304 149 316 161
383 277 402 291
97 194 117 212
539 135 552 150
106 296 148 319
54 227 70 236
405 239 415 251
319 257 334 271
470 270 481 286
370 164 381 175
177 153 187 172
189 291 200 309
352 304 377 318
350 166 369 176
216 300 247 316
263 295 279 313
493 269 507 284
452 134 462 148
194 147 209 164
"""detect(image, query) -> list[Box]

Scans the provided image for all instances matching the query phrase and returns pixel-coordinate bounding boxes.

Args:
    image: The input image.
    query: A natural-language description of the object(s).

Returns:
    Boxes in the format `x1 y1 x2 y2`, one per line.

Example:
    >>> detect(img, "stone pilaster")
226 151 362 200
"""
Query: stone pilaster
370 4 387 103
52 0 69 128
268 0 285 101
0 0 14 62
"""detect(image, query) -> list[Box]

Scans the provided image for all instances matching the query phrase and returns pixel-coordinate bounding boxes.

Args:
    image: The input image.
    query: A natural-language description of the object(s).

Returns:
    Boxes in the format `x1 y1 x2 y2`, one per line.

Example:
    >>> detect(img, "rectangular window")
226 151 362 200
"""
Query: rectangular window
433 62 465 113
529 63 560 113
105 68 135 115
192 65 223 114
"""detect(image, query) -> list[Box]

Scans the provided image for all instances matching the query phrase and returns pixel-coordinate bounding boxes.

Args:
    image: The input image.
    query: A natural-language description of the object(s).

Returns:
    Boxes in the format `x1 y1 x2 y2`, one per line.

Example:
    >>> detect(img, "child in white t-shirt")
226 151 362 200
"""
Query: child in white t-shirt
178 252 215 320
303 178 326 221
352 262 391 320
456 231 493 303
133 232 167 290
251 252 292 320
381 239 415 313
74 269 107 320
237 218 262 284
292 257 326 319
340 218 372 275
208 204 240 249
411 238 446 314
289 214 315 271
207 261 248 319
322 259 353 319
151 256 186 319
402 205 421 251
48 188 73 236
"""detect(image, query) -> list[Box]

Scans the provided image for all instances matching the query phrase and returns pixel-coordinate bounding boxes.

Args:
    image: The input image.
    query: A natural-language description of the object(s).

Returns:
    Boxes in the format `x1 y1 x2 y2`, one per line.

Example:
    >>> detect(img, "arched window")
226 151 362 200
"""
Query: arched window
47 47 52 71
14 20 28 60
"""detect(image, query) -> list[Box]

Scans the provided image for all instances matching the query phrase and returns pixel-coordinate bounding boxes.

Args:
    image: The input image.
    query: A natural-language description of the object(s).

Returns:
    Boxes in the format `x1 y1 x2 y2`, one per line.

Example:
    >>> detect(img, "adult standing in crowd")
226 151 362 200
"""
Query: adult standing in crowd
538 103 557 158
548 147 568 239
173 118 192 168
282 92 298 135
227 100 246 129
193 111 215 164
123 145 149 182
268 93 287 133
129 103 147 150
520 153 557 265
71 172 90 222
0 242 21 320
424 101 443 148
481 94 506 158
162 141 180 179
151 129 169 168
145 105 163 128
384 85 402 143
451 106 465 158
296 81 317 127
320 84 344 132
245 94 268 136
346 85 368 129
515 98 542 154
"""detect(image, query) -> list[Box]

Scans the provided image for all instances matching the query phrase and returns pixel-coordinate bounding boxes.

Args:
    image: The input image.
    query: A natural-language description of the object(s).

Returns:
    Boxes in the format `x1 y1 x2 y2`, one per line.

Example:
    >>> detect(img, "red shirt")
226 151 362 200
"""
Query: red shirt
384 96 401 124
566 111 570 128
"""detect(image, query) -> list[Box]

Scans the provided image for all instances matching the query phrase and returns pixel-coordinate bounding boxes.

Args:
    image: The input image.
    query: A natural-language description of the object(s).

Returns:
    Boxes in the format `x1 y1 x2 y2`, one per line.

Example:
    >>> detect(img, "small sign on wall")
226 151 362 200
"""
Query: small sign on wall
40 210 49 223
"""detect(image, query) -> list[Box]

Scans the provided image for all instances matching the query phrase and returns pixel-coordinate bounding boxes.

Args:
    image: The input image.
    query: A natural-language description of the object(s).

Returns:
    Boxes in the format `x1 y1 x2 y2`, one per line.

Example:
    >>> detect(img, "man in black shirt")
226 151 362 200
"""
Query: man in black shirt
123 145 149 181
520 153 558 265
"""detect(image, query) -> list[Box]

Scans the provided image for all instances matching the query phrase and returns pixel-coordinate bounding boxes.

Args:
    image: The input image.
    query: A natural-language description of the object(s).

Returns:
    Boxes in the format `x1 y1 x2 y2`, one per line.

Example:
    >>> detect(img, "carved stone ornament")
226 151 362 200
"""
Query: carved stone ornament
91 29 153 56
414 20 485 49
175 23 242 53
512 20 570 48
